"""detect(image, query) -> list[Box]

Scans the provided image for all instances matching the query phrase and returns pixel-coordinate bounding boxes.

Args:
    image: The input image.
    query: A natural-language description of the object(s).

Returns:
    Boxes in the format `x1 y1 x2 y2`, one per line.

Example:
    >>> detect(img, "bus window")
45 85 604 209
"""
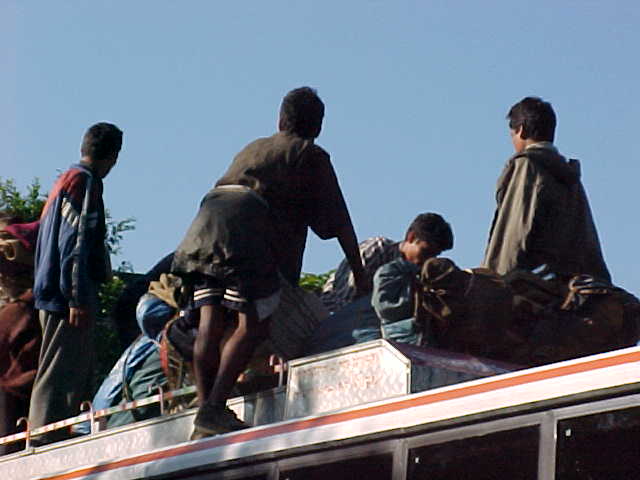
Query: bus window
407 426 539 480
279 454 393 480
556 406 640 479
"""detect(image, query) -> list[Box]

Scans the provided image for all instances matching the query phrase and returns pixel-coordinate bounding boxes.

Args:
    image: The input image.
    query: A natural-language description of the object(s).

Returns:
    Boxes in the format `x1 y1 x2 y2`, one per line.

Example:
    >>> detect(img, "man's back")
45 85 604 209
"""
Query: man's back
217 131 352 284
483 144 610 281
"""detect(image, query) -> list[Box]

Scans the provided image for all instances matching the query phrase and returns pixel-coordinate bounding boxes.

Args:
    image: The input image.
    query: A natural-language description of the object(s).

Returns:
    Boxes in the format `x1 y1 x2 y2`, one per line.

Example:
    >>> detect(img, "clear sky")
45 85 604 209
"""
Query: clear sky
2 1 639 293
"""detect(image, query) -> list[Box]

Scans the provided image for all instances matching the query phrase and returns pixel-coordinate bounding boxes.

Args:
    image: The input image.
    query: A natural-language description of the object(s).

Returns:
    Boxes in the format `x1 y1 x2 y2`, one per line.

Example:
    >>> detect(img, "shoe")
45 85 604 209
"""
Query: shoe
191 405 250 440
190 423 228 440
218 406 250 431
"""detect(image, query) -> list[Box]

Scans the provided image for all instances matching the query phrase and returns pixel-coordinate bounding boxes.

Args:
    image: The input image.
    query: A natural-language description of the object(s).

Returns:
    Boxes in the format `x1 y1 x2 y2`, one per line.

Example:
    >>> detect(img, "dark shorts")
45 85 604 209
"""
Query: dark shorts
172 186 280 302
193 276 251 312
192 274 281 321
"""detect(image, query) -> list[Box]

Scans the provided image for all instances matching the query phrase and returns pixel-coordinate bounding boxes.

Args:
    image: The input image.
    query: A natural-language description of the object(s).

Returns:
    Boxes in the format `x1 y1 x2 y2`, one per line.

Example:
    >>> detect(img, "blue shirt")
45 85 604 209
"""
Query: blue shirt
371 257 423 345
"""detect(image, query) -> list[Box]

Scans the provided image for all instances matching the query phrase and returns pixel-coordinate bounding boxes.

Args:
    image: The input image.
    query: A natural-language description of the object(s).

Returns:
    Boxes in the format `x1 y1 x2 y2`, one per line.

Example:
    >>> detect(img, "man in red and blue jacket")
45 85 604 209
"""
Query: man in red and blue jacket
29 123 123 443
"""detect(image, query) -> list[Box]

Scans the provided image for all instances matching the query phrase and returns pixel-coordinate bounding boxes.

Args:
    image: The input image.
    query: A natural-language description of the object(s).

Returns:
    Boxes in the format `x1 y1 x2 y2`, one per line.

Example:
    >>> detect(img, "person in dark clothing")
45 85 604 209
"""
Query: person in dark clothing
29 123 123 444
111 253 174 349
173 186 281 439
482 97 610 282
215 87 366 290
0 218 40 455
372 213 454 345
306 214 453 355
172 87 365 439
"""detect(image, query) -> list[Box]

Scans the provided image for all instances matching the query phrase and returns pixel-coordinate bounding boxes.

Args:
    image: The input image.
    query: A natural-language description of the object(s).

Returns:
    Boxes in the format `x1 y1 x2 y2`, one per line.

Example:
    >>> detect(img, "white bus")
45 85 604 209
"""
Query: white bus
1 341 638 479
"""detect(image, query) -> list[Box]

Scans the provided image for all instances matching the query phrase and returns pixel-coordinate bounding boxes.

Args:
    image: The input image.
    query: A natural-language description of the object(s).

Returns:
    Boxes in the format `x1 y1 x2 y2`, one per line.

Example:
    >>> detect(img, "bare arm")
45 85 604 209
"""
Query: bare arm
307 148 367 294
336 223 368 296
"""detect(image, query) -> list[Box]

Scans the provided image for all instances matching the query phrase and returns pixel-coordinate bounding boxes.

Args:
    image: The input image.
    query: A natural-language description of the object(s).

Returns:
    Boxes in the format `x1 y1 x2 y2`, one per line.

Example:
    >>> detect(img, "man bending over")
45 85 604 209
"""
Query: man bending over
372 213 454 345
173 87 365 439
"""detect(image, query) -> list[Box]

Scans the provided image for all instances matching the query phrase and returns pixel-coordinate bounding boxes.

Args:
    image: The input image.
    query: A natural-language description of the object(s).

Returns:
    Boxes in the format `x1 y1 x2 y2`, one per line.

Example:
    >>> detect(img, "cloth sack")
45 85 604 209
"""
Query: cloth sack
268 280 329 359
513 274 640 365
417 257 514 359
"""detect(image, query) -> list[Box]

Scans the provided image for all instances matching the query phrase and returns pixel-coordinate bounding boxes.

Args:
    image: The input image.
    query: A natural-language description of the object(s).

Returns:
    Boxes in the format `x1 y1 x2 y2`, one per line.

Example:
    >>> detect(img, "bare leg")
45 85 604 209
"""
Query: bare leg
192 304 225 406
205 306 269 408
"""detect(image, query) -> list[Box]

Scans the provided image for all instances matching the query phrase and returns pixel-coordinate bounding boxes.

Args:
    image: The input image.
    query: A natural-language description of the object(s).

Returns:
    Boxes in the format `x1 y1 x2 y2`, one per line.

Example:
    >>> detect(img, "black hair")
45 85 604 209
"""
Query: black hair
279 87 324 139
507 97 556 142
406 213 454 252
80 122 123 162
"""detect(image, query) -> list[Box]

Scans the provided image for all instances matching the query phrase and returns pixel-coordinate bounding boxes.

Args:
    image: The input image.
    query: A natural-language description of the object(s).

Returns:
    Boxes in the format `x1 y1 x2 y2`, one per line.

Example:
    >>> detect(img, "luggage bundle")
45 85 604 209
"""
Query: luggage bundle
268 279 329 359
415 258 640 366
416 258 514 360
505 272 640 365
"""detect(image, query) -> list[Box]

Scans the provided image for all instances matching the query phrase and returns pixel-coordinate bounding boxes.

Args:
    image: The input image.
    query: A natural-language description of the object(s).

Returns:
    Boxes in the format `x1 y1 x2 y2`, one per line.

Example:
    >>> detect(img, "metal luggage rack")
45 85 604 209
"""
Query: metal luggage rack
0 385 197 452
0 338 528 455
0 354 288 454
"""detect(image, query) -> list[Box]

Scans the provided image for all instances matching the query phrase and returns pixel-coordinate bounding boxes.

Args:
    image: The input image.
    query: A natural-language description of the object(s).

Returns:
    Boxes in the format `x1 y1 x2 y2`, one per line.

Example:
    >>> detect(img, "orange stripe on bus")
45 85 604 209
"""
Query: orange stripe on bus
41 349 640 480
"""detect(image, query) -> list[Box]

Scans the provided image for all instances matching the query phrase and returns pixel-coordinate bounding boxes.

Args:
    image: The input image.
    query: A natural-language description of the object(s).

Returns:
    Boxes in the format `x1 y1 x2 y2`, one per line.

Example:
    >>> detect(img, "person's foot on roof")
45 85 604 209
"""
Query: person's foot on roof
191 405 250 440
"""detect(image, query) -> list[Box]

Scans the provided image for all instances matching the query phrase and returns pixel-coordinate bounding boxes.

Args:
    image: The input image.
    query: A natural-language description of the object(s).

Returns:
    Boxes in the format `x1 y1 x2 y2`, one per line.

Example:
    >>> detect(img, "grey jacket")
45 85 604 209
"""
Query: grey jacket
482 144 610 281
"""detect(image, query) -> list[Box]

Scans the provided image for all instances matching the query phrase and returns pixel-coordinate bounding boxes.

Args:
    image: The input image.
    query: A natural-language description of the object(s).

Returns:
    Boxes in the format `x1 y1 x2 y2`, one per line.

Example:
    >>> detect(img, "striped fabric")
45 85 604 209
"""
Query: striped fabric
192 280 248 308
321 237 401 313
192 278 280 321
193 287 225 305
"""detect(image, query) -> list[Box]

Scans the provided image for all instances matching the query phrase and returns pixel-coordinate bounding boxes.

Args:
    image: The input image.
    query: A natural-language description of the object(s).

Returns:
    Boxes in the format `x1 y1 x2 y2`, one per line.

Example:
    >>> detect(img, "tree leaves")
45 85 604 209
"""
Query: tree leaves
0 177 46 222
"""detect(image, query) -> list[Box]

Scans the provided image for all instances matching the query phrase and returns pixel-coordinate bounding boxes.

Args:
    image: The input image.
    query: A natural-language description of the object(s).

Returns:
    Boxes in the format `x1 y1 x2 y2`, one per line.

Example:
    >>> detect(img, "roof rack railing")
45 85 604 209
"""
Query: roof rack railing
0 385 197 453
147 383 166 416
269 354 286 387
15 418 30 450
79 400 96 435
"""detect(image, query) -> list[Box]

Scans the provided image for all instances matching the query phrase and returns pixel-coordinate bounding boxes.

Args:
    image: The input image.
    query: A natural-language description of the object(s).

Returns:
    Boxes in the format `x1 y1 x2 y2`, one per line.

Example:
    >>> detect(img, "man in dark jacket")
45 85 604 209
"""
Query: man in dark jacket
29 123 123 443
172 87 365 439
215 87 365 290
482 97 610 282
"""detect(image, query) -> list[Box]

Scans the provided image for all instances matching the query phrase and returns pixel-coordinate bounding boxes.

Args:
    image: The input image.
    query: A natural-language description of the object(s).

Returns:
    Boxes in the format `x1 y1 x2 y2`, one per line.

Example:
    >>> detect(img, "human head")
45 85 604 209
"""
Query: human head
507 97 556 152
278 87 324 139
401 213 454 265
80 122 123 178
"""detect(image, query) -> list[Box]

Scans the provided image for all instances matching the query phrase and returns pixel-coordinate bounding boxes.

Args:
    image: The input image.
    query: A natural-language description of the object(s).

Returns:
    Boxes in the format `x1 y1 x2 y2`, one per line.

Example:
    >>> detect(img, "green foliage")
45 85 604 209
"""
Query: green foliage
0 177 46 222
94 220 136 387
98 275 126 319
93 215 136 386
299 270 334 294
105 210 136 256
95 275 127 386
0 179 136 257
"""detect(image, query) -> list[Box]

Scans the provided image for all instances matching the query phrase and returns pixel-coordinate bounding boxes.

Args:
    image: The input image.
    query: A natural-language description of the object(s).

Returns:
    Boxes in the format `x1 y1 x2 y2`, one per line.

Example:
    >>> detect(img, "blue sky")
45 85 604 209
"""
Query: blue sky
3 1 639 292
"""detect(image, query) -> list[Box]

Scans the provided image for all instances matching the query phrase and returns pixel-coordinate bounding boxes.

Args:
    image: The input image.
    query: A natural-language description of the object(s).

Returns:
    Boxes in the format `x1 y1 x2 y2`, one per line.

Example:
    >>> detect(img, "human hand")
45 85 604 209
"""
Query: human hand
68 306 91 329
